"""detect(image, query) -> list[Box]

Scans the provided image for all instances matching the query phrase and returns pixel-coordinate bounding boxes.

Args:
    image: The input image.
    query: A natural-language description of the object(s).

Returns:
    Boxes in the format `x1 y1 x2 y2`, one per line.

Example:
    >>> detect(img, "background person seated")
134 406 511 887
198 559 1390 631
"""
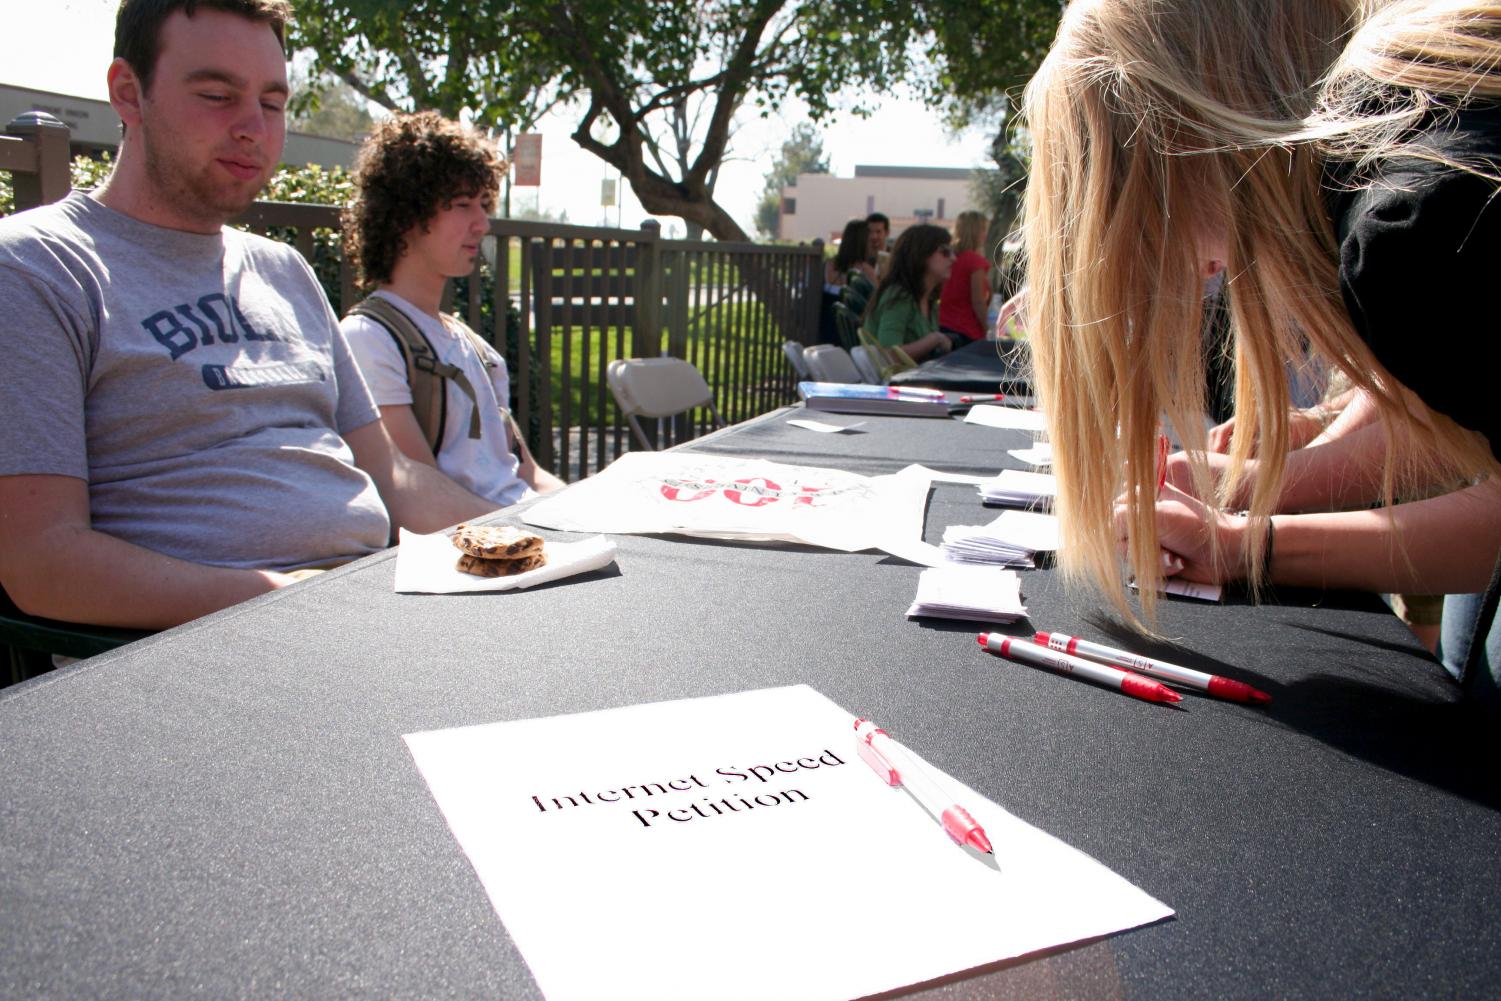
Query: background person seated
860 223 954 370
865 211 891 279
819 218 876 344
340 112 563 508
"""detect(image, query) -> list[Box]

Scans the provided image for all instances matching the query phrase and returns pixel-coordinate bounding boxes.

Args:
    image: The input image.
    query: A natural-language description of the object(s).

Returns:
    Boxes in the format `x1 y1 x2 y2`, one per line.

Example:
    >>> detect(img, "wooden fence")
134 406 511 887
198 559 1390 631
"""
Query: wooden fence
4 112 823 482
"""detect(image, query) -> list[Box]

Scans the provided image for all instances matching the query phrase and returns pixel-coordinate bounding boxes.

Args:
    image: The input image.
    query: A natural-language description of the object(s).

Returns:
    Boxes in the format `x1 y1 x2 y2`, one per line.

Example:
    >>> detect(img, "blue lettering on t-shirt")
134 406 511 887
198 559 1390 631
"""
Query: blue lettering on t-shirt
195 293 238 344
175 303 214 347
141 308 197 360
140 293 285 360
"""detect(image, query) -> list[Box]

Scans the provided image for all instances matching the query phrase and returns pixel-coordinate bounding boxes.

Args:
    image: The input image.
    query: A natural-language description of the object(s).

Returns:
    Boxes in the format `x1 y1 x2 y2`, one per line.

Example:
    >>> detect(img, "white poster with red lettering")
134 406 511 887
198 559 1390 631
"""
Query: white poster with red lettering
522 452 931 553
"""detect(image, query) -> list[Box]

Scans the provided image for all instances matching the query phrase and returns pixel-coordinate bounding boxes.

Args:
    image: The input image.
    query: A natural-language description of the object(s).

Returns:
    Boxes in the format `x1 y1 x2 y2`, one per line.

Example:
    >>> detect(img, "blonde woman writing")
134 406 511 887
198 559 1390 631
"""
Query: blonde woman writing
1019 0 1501 698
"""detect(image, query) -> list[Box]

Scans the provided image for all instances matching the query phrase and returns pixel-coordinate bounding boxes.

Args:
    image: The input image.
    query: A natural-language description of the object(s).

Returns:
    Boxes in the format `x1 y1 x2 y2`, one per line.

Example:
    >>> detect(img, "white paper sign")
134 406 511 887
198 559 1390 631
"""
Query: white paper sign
522 452 930 554
405 686 1173 1001
964 405 1048 433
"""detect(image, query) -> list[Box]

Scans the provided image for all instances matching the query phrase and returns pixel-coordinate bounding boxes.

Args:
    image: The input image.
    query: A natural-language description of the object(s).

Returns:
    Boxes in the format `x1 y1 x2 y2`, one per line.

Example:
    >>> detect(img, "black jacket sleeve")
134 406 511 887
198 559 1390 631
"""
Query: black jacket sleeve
1335 146 1501 459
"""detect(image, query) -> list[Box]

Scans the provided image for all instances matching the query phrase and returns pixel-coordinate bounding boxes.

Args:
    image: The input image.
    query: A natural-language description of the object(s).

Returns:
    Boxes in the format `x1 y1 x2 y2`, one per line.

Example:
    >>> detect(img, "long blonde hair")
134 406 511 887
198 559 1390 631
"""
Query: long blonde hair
954 210 989 255
1020 0 1501 623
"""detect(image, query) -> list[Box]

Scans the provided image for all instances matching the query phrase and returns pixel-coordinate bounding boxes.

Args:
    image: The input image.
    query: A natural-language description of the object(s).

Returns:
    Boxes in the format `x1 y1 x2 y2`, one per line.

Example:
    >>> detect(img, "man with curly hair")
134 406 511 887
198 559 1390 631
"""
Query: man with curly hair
0 0 501 631
340 112 563 505
340 113 564 504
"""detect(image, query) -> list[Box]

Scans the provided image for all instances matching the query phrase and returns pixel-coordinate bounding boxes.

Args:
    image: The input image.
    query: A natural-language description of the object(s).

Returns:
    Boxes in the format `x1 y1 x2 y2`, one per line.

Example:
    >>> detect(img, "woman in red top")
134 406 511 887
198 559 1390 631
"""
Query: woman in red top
938 210 991 344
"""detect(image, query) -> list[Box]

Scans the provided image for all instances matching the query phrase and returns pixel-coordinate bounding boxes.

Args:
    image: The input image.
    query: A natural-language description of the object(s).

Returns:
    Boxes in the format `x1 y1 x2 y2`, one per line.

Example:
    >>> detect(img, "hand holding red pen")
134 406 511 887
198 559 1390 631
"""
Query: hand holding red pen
1116 482 1261 585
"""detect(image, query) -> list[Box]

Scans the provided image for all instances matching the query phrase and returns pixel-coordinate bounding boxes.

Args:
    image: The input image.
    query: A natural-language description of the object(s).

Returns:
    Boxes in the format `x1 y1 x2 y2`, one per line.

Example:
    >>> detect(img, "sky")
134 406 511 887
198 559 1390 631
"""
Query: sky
0 0 995 236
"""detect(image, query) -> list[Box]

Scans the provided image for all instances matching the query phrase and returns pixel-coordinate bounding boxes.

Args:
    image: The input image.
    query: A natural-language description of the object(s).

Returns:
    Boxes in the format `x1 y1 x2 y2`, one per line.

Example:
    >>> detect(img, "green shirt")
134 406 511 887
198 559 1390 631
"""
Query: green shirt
865 287 937 349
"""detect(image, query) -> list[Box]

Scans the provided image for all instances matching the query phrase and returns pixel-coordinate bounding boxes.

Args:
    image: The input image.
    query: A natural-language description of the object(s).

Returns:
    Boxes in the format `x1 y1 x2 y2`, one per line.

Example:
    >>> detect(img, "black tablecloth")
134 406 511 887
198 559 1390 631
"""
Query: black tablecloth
889 338 1031 394
2 408 1497 1001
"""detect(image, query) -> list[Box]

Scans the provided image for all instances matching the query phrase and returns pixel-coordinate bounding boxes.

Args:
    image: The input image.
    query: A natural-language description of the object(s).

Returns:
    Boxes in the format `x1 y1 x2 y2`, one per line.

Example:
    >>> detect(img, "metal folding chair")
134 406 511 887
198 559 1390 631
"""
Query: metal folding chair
606 357 725 450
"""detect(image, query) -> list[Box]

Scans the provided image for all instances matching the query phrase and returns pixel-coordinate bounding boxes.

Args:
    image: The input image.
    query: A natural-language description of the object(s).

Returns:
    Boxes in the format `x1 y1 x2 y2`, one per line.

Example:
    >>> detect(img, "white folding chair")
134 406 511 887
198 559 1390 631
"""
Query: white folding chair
801 344 865 384
849 345 884 385
607 357 724 450
782 340 812 379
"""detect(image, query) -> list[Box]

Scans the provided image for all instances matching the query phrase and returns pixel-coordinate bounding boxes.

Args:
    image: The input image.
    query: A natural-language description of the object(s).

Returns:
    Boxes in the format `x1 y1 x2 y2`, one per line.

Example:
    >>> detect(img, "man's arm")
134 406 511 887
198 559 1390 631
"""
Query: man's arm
501 411 565 494
344 419 498 534
0 474 294 629
378 404 443 470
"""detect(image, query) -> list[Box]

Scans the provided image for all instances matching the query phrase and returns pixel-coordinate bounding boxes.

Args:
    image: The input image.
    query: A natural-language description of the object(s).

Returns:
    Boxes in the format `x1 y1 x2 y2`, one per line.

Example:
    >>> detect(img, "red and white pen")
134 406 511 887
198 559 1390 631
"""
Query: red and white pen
978 634 1182 705
1034 632 1272 705
959 393 1007 404
853 718 994 855
1155 432 1170 497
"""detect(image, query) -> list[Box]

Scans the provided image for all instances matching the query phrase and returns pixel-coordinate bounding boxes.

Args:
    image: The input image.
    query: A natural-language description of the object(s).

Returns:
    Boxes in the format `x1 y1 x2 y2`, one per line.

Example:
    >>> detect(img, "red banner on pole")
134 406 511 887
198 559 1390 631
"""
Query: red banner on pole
511 133 542 186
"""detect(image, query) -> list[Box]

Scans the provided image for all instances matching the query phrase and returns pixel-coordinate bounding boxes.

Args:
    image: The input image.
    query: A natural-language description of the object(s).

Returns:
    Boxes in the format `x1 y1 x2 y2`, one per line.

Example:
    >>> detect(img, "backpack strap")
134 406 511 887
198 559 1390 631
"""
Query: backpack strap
347 296 484 456
444 313 524 457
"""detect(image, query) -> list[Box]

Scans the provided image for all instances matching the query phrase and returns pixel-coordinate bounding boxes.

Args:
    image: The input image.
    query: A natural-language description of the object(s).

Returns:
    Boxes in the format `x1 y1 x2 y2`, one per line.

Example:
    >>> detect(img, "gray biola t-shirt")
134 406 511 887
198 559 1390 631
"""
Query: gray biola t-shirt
0 193 390 570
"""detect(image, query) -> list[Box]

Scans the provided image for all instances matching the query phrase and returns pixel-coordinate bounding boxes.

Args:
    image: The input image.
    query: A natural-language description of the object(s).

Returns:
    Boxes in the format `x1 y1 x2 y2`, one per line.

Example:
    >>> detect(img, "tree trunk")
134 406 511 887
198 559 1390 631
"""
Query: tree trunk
610 166 750 242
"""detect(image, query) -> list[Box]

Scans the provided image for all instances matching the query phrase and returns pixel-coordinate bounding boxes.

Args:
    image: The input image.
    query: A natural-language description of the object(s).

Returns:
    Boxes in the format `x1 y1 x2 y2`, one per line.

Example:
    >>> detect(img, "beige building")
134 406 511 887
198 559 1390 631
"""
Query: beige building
0 83 360 169
777 164 978 245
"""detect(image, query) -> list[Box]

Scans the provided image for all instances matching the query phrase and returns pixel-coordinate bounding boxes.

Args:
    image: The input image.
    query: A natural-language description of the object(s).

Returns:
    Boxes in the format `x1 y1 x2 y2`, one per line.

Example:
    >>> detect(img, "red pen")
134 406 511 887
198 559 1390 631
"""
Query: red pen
1035 632 1272 705
1155 432 1170 497
853 718 994 855
978 633 1182 705
959 394 1007 404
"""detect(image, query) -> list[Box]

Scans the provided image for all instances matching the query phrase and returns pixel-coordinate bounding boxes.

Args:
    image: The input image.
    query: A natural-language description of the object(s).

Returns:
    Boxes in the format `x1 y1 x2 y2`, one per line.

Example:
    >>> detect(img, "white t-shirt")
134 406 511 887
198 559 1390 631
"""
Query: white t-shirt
341 290 530 507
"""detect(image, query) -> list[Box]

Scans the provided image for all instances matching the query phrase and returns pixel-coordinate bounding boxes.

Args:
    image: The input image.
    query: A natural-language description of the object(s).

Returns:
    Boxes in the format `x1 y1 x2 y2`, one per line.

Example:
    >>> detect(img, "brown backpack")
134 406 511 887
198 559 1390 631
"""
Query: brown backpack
346 296 491 456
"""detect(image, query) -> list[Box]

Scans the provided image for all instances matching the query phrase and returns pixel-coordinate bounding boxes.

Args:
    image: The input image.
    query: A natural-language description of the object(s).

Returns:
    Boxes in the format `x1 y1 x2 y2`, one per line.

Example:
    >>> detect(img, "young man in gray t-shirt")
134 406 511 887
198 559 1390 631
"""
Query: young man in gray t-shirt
0 0 500 631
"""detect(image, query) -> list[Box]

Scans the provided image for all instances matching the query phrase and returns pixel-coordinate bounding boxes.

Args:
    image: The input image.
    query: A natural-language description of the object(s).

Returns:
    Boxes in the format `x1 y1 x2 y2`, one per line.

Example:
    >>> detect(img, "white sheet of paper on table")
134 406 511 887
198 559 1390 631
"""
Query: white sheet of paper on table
964 405 1048 433
903 464 992 486
404 685 1172 1001
393 528 617 594
873 535 949 568
786 418 866 434
987 509 1061 552
1132 577 1225 603
1008 443 1054 467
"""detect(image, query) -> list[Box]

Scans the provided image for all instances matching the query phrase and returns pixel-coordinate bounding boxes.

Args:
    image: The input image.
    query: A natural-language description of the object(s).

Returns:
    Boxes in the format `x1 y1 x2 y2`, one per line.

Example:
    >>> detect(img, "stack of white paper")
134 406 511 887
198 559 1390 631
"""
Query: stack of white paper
978 469 1058 508
941 510 1061 568
906 565 1028 623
